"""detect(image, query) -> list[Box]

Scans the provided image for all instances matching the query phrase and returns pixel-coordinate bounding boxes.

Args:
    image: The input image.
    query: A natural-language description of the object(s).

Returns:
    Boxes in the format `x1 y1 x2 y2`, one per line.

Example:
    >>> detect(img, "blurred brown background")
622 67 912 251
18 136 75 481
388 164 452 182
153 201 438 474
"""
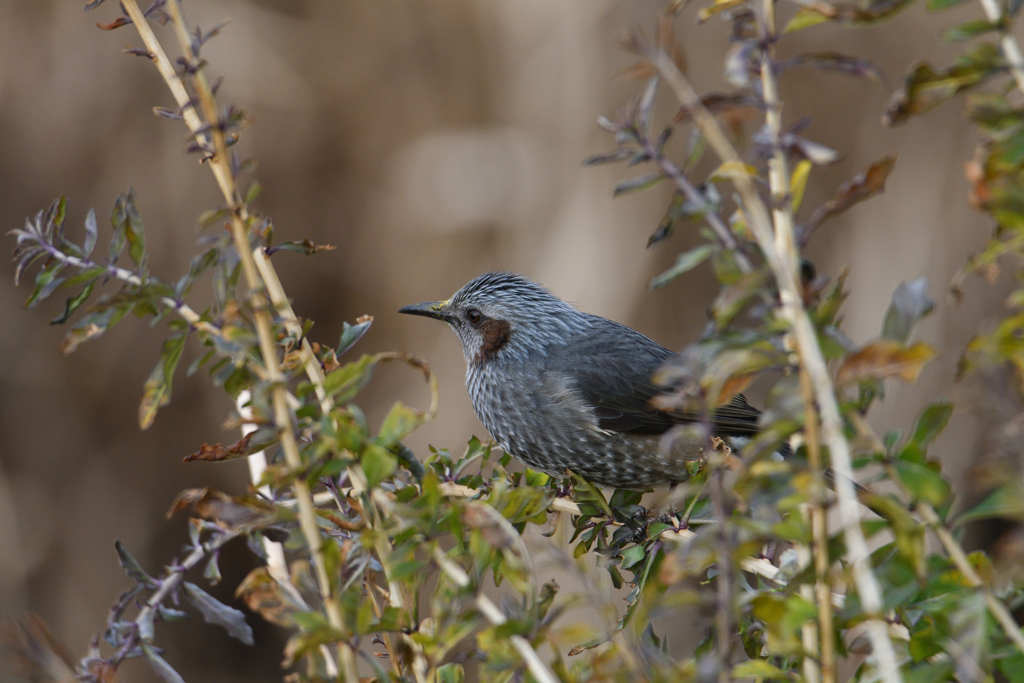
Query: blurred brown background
0 0 1011 680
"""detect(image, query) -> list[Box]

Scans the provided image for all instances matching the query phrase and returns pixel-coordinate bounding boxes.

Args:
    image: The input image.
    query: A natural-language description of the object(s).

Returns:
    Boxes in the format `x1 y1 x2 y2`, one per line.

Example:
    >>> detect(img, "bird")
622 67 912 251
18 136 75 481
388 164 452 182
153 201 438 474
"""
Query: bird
399 271 774 489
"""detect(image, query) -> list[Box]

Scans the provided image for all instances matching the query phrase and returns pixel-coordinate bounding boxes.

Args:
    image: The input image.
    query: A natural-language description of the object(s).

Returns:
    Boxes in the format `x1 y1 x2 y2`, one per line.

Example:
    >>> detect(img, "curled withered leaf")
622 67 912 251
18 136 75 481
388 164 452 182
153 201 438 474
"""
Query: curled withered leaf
166 488 278 531
804 155 897 236
234 567 303 627
265 239 336 256
96 17 131 31
836 339 936 386
674 92 762 124
884 44 1004 126
183 432 254 463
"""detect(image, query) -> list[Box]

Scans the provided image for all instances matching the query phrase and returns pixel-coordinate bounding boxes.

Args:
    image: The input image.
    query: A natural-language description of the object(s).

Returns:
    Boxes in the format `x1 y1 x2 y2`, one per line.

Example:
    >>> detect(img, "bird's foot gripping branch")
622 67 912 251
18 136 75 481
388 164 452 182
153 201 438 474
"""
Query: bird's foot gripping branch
9 0 1024 682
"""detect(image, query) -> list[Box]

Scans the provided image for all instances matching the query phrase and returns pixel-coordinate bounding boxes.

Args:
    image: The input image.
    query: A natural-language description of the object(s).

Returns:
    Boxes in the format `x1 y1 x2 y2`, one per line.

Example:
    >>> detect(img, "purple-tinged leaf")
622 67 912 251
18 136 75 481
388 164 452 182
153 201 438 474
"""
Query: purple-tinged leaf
780 52 883 82
152 106 182 120
788 135 842 165
84 0 108 9
724 41 757 88
141 643 185 683
12 248 46 287
182 582 254 645
636 76 659 136
124 47 154 58
583 148 635 166
114 540 157 587
613 173 665 197
82 209 98 258
203 553 222 585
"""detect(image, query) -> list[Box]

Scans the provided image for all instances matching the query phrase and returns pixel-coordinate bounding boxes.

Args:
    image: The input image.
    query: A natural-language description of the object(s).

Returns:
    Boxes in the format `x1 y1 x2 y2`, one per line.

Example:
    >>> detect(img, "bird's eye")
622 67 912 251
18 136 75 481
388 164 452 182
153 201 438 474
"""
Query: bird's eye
466 309 483 325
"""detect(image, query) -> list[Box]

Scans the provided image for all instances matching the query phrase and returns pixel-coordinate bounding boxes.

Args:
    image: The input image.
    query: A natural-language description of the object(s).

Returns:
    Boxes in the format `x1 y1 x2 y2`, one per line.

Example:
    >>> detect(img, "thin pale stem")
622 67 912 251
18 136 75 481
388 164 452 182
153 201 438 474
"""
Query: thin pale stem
799 364 835 683
642 32 903 683
710 470 733 682
636 135 752 270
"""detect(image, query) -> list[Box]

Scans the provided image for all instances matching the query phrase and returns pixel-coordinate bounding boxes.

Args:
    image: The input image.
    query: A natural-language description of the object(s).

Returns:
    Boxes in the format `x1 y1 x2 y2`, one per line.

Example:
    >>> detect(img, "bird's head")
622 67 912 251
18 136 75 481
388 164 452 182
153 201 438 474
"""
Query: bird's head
399 272 584 365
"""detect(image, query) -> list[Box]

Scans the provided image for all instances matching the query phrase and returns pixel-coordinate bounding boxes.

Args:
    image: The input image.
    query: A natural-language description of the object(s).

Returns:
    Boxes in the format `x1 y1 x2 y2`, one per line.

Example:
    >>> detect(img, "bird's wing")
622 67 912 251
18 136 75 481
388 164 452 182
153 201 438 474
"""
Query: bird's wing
551 316 761 437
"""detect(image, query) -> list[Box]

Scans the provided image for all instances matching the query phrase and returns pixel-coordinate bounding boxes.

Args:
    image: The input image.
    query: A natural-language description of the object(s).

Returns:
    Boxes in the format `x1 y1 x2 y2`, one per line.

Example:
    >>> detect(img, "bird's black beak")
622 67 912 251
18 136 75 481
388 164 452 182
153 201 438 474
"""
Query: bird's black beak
399 300 453 323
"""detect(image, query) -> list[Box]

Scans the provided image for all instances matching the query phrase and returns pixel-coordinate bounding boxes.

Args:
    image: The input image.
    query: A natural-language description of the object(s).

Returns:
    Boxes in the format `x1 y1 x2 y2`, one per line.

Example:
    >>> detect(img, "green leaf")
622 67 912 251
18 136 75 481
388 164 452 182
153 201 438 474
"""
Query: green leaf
894 460 952 506
437 663 465 683
322 354 377 403
910 401 953 448
183 582 254 645
111 188 147 269
956 483 1024 524
620 543 646 570
141 643 186 683
613 173 665 197
362 443 397 489
244 180 262 204
378 401 425 447
51 280 96 325
337 317 373 356
139 332 188 430
732 660 791 679
941 19 1001 43
926 0 971 10
25 263 66 309
649 244 717 289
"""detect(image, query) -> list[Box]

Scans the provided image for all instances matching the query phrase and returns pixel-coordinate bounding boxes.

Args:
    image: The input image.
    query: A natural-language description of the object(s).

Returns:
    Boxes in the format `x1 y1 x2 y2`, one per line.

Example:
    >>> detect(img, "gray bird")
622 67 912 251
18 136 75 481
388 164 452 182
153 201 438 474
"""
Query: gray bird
399 272 768 489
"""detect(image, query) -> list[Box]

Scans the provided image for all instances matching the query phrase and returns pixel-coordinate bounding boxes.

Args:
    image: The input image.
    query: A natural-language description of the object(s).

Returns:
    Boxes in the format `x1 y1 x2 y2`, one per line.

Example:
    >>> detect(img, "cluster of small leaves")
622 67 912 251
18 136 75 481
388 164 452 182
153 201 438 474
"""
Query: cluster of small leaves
78 524 250 683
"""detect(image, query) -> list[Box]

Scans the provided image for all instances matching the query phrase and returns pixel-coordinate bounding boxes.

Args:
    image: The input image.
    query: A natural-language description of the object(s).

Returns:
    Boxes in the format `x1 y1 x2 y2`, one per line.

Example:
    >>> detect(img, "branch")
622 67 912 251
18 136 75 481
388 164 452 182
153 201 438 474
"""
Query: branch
119 2 357 678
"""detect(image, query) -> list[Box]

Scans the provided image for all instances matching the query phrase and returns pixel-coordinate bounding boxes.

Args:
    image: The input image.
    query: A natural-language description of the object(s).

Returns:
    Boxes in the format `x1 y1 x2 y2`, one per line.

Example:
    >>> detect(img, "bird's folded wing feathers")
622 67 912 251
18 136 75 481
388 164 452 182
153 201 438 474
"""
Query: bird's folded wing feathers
552 317 762 437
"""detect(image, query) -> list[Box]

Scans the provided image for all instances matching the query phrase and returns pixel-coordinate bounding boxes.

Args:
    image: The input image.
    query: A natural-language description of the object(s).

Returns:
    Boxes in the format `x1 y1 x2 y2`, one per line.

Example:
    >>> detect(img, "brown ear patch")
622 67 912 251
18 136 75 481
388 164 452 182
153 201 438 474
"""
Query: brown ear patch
474 319 511 363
